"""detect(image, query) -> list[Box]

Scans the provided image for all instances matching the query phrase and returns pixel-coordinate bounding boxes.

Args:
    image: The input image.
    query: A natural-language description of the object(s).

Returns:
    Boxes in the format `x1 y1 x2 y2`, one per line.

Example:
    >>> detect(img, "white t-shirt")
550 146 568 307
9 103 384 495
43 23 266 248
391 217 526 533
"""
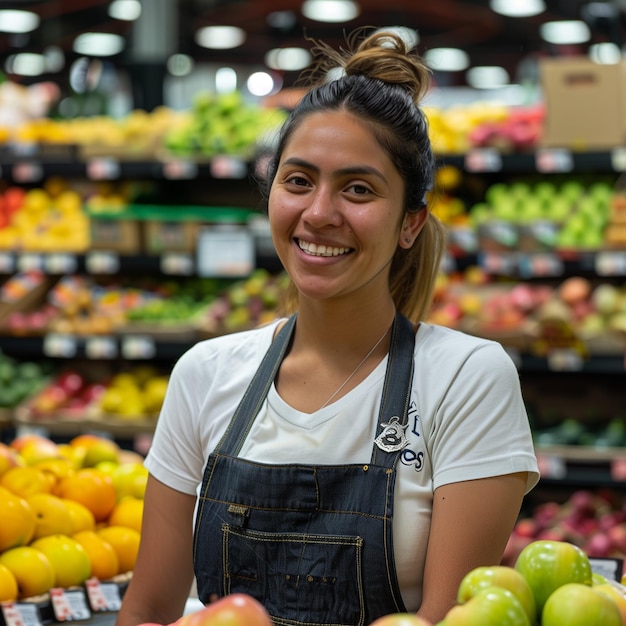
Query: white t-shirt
145 320 540 612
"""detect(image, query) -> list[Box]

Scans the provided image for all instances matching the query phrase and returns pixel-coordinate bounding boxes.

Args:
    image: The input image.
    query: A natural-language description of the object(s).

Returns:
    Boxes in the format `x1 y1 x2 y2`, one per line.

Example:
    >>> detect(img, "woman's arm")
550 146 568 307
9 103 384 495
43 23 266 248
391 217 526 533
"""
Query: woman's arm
116 474 197 626
416 472 528 624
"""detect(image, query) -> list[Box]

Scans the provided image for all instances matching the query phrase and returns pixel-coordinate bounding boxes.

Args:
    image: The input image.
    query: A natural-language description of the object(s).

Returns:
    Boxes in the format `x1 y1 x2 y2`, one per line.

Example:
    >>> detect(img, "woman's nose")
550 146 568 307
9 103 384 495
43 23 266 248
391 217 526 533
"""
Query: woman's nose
302 187 342 227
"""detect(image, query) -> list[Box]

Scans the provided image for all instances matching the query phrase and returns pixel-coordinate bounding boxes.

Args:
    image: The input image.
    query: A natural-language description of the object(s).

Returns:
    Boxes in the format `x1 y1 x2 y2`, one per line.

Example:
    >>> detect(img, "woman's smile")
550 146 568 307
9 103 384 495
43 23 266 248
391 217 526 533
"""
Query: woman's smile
296 238 354 258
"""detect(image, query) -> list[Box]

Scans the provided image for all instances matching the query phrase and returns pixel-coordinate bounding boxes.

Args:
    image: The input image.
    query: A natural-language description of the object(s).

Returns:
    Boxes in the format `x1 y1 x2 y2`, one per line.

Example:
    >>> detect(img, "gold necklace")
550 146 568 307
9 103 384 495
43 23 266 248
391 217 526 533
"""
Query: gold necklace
318 325 391 410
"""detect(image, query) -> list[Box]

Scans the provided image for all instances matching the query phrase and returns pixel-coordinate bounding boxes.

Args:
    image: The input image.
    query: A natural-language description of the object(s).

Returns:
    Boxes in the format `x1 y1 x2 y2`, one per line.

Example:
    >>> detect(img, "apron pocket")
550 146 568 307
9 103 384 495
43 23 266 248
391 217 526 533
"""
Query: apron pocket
223 525 366 626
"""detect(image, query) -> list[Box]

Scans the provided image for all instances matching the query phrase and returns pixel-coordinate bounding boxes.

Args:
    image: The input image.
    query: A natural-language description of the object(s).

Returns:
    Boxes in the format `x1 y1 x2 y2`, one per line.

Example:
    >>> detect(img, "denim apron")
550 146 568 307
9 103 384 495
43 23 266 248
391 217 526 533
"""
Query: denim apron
193 312 415 626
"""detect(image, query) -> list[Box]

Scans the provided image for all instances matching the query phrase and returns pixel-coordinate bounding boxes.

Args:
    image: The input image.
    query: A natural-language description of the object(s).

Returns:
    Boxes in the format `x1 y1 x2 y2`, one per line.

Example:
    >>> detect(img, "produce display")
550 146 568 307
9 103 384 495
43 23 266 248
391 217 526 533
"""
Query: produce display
0 350 50 409
0 433 146 602
133 539 626 626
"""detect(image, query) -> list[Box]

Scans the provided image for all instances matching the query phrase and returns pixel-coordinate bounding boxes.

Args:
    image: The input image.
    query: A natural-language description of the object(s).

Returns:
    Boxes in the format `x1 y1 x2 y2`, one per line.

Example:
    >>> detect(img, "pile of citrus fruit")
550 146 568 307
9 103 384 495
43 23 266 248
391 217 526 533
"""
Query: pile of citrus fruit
0 432 147 601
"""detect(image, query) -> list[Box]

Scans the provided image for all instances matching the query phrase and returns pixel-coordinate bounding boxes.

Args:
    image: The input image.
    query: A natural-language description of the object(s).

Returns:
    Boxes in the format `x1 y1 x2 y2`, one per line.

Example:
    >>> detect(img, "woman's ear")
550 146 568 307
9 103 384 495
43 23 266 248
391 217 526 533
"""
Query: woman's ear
399 208 428 249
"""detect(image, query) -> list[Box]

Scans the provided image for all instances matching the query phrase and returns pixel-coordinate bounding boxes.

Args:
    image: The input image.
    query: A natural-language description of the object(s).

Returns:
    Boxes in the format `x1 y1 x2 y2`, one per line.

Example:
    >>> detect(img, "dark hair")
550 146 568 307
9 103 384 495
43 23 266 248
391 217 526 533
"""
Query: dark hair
261 29 448 322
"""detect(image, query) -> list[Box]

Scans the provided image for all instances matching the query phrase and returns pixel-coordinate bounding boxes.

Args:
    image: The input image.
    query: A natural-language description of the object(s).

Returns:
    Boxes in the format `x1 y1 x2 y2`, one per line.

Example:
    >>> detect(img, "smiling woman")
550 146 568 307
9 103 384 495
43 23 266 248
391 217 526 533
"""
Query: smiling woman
115 27 539 626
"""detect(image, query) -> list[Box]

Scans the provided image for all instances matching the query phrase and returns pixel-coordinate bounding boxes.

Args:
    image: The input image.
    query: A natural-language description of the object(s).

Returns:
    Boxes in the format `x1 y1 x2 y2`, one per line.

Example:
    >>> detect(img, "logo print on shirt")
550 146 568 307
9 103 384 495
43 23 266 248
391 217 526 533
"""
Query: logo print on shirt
374 416 409 453
401 402 425 471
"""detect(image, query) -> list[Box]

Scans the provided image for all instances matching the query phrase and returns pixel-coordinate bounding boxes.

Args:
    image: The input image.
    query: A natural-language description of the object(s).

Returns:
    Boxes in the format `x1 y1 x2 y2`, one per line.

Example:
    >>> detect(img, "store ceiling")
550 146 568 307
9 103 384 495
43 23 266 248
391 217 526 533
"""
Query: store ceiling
0 0 624 88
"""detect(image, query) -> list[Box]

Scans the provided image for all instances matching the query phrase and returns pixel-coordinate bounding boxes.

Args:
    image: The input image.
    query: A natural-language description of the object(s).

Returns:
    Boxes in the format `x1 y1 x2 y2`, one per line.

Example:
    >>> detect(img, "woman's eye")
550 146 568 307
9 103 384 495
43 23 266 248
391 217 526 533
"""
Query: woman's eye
286 175 309 187
347 184 371 196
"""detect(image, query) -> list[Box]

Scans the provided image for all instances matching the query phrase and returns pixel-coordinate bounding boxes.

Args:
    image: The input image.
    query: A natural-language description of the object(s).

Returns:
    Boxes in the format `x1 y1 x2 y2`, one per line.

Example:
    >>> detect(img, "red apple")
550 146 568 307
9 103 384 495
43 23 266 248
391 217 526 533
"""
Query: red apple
514 540 593 616
173 594 272 626
542 583 621 626
369 613 433 626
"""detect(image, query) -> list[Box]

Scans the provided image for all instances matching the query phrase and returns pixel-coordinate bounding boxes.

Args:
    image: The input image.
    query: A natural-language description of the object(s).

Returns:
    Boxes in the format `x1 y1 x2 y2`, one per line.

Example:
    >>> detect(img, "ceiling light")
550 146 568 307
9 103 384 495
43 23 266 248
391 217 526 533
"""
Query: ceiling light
167 53 193 77
466 65 510 89
73 33 125 57
424 47 470 72
108 0 142 21
8 52 45 76
540 20 591 45
373 26 419 49
247 72 276 97
196 26 245 49
215 67 237 93
489 0 545 17
0 10 40 33
301 0 360 23
265 47 312 71
589 42 622 64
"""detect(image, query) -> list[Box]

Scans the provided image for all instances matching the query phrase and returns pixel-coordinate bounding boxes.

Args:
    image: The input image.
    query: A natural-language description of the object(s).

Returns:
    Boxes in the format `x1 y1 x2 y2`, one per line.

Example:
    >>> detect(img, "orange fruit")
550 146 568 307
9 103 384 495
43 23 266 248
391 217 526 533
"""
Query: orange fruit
0 486 36 551
108 496 143 533
55 468 116 522
62 498 96 534
26 493 73 540
73 530 119 581
0 562 18 602
1 466 53 498
96 525 140 574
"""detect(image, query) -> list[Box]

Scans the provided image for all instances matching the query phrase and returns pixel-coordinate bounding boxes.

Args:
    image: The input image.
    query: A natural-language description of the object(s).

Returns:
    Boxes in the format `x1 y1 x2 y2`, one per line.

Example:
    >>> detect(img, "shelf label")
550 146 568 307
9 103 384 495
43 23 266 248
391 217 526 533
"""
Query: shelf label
535 148 574 173
477 251 517 275
16 254 43 272
43 334 78 358
160 252 194 275
546 348 584 371
464 148 502 172
535 453 567 479
50 587 91 622
196 227 254 277
210 156 248 179
86 157 121 180
44 253 77 275
517 253 563 278
85 336 118 359
162 159 198 180
595 251 626 276
1 602 42 626
0 251 14 273
11 161 44 183
85 251 120 274
122 335 156 359
85 578 123 612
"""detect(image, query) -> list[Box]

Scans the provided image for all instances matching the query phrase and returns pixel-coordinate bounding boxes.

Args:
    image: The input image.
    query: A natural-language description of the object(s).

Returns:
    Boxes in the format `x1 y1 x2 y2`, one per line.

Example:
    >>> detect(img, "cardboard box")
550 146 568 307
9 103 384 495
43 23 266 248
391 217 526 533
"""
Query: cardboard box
540 57 626 150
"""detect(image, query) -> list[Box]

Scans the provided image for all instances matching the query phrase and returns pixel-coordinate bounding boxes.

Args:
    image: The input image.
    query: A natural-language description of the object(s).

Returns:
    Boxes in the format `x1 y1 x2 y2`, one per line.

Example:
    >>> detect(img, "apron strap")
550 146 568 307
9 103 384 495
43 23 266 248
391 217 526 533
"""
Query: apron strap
214 312 416 466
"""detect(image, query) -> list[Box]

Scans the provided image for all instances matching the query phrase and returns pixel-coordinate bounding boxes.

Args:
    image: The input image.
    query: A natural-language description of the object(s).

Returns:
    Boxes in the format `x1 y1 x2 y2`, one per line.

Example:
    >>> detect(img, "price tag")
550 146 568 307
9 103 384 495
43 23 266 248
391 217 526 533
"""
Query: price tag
0 251 15 273
546 348 584 371
595 251 626 276
85 251 120 274
84 578 123 612
160 252 194 275
122 335 156 359
44 253 77 275
1 602 42 626
43 334 78 358
85 336 117 359
196 227 254 277
535 453 567 479
50 587 91 622
589 557 624 582
16 254 43 272
517 253 563 278
11 161 44 183
535 148 574 173
611 147 626 171
477 251 517 276
210 156 248 179
86 157 121 180
162 160 198 180
464 148 502 173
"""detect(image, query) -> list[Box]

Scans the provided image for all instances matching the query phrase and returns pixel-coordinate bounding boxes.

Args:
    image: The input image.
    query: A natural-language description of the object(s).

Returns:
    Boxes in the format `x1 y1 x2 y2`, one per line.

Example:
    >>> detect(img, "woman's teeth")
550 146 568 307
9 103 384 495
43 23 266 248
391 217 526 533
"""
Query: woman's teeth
297 239 351 257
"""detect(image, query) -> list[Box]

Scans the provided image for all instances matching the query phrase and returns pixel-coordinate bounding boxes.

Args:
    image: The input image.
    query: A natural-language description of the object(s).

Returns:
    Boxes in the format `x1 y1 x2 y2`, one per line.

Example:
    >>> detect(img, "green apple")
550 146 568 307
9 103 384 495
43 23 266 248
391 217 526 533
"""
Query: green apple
514 540 592 616
31 534 91 588
593 583 626 625
457 565 535 624
440 587 530 625
542 583 621 626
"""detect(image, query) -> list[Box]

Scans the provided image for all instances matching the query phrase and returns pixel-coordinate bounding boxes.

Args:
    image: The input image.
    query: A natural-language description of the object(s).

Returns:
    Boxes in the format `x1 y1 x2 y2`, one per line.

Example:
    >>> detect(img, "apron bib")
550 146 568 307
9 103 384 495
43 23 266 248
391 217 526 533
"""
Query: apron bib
193 312 416 626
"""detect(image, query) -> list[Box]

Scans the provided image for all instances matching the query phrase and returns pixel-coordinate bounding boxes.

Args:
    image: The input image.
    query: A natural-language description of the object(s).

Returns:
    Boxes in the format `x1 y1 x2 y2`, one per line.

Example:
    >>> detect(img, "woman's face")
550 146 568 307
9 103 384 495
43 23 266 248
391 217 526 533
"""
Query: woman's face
268 109 410 306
